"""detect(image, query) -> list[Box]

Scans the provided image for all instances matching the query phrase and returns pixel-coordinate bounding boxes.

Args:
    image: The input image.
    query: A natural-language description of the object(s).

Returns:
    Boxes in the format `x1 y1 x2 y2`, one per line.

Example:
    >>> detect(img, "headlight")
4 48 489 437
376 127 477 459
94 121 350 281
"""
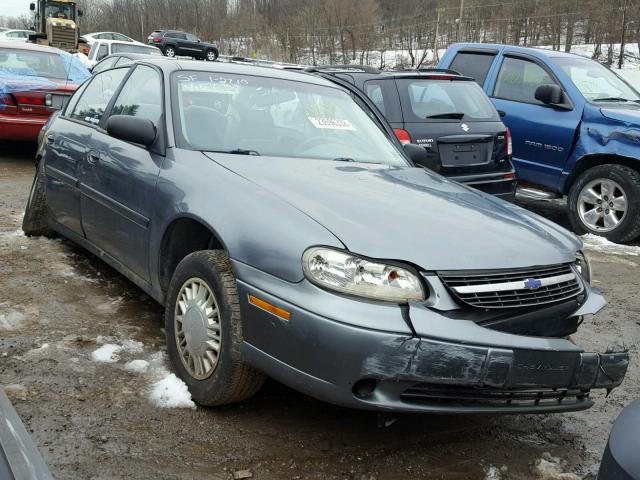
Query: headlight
302 247 426 303
575 251 592 283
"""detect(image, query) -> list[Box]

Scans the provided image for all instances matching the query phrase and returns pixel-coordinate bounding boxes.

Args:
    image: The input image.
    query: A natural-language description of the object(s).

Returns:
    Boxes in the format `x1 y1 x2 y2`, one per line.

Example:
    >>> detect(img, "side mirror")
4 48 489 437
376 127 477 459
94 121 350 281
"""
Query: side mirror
403 143 440 172
497 109 506 118
535 84 563 105
107 115 156 147
78 9 83 16
30 2 35 11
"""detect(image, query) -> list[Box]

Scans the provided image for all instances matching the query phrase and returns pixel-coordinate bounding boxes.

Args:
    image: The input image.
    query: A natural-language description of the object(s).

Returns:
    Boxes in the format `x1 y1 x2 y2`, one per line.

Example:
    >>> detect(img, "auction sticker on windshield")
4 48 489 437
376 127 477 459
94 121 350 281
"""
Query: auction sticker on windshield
307 117 356 130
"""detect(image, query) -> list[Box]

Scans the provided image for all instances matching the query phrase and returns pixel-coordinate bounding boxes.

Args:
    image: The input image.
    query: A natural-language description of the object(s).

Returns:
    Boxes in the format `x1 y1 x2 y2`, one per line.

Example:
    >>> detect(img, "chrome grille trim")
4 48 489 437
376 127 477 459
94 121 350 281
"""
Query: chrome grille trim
439 264 584 309
452 272 576 294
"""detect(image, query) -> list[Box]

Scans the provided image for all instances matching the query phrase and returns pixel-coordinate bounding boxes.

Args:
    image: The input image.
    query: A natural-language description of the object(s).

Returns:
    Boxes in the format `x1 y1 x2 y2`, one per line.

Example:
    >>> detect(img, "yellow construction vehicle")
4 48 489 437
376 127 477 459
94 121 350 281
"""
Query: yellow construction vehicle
28 0 86 53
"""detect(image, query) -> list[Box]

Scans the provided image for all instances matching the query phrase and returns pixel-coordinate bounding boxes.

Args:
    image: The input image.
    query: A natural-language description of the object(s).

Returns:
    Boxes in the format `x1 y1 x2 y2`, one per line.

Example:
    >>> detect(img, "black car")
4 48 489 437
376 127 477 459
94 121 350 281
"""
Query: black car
147 30 218 61
90 52 170 74
308 66 517 200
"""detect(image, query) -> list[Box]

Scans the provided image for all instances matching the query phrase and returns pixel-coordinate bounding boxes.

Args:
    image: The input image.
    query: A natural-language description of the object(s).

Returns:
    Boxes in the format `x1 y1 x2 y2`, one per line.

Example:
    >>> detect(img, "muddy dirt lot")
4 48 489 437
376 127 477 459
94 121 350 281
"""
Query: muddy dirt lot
1 141 638 480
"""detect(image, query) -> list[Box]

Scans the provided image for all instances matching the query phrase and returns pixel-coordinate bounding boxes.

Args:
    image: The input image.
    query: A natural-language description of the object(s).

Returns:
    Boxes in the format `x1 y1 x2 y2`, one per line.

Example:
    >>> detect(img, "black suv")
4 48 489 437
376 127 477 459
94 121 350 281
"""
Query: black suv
147 30 219 61
308 66 517 200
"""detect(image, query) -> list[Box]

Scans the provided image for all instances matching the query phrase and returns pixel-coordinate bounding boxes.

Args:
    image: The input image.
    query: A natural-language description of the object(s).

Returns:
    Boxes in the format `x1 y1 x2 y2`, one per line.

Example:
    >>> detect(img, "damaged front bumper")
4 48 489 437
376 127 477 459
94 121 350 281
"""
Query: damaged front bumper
234 262 629 414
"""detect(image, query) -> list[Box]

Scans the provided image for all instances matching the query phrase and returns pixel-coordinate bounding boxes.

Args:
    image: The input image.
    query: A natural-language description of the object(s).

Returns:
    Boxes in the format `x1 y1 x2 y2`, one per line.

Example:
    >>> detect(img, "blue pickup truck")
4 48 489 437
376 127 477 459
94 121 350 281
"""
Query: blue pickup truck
439 44 640 242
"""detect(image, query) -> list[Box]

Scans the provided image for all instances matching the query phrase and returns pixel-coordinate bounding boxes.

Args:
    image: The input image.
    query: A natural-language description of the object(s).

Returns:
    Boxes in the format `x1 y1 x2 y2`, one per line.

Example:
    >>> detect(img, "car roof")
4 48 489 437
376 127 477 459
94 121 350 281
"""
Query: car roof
86 31 129 37
95 39 153 46
131 58 343 88
0 40 63 54
305 65 473 81
450 42 589 60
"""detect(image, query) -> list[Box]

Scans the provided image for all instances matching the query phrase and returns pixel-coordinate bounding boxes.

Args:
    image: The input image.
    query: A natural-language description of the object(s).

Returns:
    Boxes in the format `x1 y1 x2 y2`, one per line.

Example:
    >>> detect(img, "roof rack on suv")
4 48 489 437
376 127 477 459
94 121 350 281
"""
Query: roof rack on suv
304 64 380 74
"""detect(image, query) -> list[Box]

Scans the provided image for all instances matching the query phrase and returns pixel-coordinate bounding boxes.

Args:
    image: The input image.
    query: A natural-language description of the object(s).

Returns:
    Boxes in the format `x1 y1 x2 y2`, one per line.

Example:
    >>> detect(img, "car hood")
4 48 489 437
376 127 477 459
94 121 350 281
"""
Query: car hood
599 105 640 125
207 155 580 271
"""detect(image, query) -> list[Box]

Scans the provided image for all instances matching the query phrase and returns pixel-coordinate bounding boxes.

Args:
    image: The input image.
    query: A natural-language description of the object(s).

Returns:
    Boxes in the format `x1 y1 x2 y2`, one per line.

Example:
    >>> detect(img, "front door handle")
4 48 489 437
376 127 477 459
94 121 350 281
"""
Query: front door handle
87 152 100 165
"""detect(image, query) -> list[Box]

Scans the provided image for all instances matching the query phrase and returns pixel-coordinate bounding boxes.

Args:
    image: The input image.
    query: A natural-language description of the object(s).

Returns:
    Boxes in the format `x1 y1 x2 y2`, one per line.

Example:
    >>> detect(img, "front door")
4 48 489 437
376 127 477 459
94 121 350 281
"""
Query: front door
489 55 581 188
80 64 164 282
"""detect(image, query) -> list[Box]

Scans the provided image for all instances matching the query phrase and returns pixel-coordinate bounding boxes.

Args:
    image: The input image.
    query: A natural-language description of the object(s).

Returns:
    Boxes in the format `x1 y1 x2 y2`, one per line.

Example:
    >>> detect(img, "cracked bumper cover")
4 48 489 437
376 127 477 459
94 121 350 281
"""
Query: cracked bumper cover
234 265 629 413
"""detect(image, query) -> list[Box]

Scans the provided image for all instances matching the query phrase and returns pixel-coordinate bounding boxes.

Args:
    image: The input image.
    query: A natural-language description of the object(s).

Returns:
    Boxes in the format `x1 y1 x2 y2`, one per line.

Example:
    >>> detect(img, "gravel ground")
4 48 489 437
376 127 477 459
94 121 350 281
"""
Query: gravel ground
0 141 638 480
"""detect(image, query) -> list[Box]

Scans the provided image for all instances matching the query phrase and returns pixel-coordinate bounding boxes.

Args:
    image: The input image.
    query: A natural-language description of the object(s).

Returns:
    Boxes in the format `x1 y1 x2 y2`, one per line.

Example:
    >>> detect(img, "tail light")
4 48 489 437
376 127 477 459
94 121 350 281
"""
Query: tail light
393 128 412 144
14 92 46 105
153 36 162 42
506 128 513 157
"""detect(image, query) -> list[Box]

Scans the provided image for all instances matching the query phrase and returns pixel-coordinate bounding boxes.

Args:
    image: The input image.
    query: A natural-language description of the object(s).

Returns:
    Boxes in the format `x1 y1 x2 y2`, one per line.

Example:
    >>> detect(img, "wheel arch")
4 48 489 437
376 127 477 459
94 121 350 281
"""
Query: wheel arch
564 154 640 194
158 215 228 295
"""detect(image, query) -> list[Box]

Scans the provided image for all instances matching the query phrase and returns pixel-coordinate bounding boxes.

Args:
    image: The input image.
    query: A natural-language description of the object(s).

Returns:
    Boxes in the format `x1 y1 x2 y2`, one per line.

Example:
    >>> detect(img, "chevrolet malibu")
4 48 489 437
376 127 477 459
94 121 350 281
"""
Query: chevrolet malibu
23 58 628 413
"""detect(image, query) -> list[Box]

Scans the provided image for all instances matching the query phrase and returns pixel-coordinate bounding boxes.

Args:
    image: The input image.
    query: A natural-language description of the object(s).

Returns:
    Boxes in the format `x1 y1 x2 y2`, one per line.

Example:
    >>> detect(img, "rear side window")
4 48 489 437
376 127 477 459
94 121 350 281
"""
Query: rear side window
364 81 386 115
398 79 499 122
449 52 496 86
96 43 108 61
110 65 162 126
68 68 128 125
494 57 557 104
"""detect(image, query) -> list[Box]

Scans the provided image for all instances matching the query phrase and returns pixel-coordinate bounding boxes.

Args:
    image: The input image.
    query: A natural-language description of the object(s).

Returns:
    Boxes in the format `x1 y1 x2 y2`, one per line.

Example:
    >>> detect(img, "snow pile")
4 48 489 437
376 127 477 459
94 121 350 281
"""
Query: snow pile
532 453 581 480
124 359 150 373
582 234 640 256
149 373 196 409
91 344 122 363
0 309 27 330
484 466 503 480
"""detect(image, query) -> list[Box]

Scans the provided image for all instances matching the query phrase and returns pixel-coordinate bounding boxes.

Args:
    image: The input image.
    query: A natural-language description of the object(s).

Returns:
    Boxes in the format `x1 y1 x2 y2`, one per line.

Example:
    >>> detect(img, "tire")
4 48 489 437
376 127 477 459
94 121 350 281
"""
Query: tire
568 164 640 243
22 160 54 237
165 250 266 406
205 49 218 62
164 45 176 57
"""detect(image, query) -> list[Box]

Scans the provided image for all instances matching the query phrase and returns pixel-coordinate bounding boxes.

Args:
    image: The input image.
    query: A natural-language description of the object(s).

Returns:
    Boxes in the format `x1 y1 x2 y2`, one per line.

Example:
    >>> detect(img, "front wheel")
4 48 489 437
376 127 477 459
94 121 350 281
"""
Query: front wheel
165 250 266 406
164 45 176 57
205 49 218 62
568 164 640 243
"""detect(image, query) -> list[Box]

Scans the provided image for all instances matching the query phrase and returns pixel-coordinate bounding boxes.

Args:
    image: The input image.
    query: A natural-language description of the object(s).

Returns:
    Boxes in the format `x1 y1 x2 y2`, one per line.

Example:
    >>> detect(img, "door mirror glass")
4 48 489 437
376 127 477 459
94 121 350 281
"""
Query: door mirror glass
107 115 156 147
535 84 563 105
403 143 440 172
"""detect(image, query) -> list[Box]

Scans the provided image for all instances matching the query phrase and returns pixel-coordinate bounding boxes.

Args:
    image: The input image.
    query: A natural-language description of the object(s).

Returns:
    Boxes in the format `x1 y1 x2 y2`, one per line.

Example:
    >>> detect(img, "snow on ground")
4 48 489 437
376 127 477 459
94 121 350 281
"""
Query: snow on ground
0 308 27 330
148 373 196 409
91 343 122 363
582 234 640 256
124 359 150 373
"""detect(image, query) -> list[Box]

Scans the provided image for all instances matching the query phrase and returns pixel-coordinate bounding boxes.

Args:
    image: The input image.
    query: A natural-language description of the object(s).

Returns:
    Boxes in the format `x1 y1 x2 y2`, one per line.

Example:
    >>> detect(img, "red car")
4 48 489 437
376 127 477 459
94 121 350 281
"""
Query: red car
0 41 90 142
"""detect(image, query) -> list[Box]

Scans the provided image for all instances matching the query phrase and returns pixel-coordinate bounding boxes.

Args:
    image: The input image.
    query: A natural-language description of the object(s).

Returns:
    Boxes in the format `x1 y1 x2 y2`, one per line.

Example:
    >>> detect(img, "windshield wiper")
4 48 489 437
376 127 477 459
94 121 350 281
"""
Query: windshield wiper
426 112 465 119
333 157 356 162
228 148 260 156
592 97 633 103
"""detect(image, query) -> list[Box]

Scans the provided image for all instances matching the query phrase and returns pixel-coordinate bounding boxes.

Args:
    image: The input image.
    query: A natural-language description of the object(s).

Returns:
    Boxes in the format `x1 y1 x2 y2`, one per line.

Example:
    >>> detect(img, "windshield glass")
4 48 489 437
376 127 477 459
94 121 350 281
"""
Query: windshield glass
45 1 74 19
399 78 499 121
112 44 162 55
553 57 640 103
172 71 407 165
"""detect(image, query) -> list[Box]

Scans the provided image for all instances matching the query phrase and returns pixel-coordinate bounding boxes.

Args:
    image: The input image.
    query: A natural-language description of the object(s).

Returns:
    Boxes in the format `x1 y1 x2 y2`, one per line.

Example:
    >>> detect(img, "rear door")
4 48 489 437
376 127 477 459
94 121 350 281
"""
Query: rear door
489 54 581 187
395 77 506 176
80 64 165 282
45 69 128 235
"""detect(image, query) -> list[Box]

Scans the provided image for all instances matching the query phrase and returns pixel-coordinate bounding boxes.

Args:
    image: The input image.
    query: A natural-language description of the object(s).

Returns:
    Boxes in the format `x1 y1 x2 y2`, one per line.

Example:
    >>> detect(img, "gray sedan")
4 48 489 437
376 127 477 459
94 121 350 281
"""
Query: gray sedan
23 58 628 413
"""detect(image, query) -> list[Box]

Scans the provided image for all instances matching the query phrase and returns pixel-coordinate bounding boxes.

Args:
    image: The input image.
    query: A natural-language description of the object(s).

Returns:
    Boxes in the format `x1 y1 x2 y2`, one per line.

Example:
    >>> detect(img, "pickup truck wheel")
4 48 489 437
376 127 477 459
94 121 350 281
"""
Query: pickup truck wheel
568 164 640 242
164 45 176 57
22 160 54 237
205 49 218 62
165 250 266 406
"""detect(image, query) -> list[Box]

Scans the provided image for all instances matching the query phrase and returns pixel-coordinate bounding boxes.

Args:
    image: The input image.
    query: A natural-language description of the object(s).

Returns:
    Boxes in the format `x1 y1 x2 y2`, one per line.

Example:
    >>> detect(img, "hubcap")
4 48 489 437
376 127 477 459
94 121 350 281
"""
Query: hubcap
166 48 175 57
578 178 628 232
207 51 215 61
174 278 221 380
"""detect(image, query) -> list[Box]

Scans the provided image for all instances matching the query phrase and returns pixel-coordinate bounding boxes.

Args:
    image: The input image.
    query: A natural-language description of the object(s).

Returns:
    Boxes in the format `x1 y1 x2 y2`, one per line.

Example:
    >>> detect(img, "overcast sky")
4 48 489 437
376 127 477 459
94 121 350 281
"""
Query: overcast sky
2 0 32 17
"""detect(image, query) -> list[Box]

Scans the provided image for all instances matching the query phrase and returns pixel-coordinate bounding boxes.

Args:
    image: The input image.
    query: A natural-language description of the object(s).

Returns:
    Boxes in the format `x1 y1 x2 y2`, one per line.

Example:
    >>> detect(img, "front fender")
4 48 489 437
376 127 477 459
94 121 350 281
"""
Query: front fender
149 150 344 290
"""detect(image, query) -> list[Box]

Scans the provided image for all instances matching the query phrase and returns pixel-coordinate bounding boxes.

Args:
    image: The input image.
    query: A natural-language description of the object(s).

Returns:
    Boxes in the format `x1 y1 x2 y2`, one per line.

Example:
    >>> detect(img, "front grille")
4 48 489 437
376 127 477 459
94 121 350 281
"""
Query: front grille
439 264 583 309
51 27 76 48
401 383 589 408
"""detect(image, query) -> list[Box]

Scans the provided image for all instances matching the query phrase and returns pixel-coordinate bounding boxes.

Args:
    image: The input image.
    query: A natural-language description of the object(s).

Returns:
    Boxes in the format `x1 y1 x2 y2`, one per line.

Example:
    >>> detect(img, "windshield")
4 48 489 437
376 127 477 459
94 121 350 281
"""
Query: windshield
172 71 407 165
553 57 640 103
45 1 74 19
112 44 161 55
398 78 499 122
